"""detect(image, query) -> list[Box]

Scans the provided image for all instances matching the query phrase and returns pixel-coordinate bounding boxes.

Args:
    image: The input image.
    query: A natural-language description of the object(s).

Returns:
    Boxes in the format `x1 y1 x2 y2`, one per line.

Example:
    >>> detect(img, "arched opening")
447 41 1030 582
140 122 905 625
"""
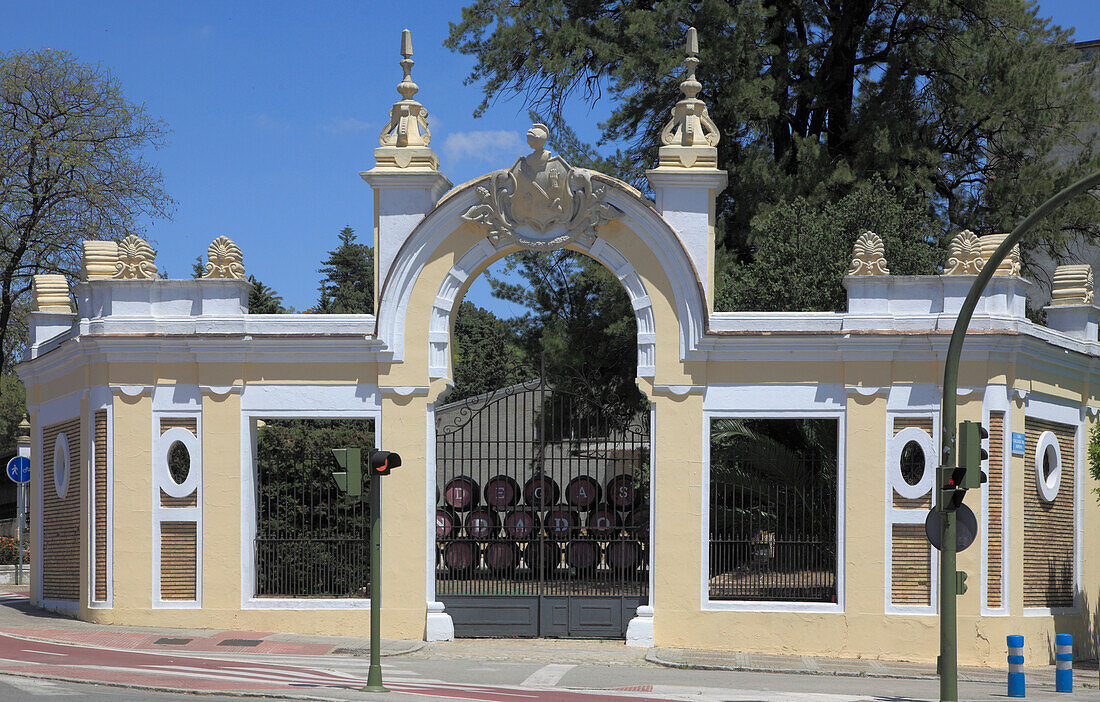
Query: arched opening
433 248 651 638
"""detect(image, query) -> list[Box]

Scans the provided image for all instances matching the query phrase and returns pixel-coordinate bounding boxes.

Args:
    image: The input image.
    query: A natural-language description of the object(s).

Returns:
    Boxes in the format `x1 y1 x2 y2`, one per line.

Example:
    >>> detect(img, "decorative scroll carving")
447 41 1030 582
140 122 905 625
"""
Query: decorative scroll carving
1051 264 1093 306
848 231 890 276
979 233 1022 277
202 236 245 279
461 124 620 250
945 230 983 275
113 235 158 279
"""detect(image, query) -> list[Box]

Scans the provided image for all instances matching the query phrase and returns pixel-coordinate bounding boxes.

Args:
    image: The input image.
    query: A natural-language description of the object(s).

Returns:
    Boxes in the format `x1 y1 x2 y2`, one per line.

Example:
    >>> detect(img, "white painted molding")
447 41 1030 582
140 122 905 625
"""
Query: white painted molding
199 385 241 397
888 426 936 500
157 426 202 499
380 386 430 398
52 432 70 499
847 386 885 397
113 384 150 398
625 605 654 647
653 384 704 397
1084 405 1100 419
425 601 454 641
1013 387 1029 402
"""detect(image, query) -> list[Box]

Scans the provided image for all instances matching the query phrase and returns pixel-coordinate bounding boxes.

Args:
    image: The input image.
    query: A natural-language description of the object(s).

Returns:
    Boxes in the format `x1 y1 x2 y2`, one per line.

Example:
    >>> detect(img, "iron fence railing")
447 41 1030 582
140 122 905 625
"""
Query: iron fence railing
709 459 837 602
254 458 370 598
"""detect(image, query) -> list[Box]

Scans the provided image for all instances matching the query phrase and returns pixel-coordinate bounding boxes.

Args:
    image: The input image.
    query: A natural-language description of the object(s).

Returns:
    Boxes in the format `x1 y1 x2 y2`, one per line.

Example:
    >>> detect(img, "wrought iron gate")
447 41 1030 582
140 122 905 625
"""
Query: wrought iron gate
435 377 649 637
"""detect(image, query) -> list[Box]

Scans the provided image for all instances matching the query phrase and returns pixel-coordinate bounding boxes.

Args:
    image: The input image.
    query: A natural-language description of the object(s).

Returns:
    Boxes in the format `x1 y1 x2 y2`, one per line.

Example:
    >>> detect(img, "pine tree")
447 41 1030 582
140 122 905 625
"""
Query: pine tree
316 226 375 314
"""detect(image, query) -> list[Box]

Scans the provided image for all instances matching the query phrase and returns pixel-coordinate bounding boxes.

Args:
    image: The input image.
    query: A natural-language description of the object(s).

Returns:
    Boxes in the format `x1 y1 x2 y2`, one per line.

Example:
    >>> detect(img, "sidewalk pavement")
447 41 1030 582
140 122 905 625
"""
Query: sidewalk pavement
0 587 1092 688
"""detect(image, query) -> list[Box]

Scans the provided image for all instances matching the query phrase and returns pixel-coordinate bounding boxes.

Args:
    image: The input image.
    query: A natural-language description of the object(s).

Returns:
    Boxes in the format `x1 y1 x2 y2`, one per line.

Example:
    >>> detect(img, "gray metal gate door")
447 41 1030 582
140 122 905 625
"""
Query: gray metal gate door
434 377 649 637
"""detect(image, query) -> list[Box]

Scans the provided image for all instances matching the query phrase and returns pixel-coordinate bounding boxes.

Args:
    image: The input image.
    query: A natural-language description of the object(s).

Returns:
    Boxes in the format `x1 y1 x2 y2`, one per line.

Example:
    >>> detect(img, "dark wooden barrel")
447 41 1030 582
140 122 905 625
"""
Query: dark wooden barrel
565 540 600 571
442 540 477 572
565 475 602 511
484 541 519 573
436 507 459 539
523 540 560 573
606 474 641 509
606 540 642 570
586 507 621 538
483 475 521 510
443 476 480 511
625 507 649 537
523 475 560 507
464 507 500 539
543 507 579 539
503 509 542 540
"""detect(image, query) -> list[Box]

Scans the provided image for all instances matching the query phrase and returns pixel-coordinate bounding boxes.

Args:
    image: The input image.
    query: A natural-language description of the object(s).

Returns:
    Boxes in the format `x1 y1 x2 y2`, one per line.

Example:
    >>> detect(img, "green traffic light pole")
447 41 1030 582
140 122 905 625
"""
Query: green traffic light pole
364 468 387 693
937 169 1100 702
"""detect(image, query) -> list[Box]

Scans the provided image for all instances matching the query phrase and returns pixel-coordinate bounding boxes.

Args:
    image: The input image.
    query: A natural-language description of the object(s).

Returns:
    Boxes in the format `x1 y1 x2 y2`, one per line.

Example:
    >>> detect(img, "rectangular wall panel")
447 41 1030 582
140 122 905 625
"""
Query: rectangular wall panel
94 410 108 602
160 522 197 601
1023 418 1074 608
891 524 931 605
985 411 1004 609
42 418 81 602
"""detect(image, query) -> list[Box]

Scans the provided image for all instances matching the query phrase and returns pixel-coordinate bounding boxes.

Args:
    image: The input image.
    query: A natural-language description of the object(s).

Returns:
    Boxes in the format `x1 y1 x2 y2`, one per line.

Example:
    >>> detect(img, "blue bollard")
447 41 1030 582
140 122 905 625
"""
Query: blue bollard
1055 633 1072 692
1008 635 1025 697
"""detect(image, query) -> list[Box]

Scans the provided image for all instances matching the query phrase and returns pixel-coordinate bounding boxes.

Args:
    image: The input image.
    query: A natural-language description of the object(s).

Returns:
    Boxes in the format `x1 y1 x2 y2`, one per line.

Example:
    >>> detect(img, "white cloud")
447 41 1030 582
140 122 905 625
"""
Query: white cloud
443 130 526 165
322 117 372 134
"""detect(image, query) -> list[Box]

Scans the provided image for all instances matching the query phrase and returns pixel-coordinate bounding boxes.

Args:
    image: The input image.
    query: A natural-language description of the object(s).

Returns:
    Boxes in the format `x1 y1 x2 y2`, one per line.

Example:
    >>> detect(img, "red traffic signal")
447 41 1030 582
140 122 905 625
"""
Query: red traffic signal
370 450 402 476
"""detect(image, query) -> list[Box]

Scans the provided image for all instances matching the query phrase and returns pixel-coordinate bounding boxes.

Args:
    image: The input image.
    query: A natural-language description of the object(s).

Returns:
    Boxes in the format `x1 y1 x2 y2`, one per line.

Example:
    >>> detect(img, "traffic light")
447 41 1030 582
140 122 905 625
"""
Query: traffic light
369 450 401 476
943 420 988 510
331 448 363 498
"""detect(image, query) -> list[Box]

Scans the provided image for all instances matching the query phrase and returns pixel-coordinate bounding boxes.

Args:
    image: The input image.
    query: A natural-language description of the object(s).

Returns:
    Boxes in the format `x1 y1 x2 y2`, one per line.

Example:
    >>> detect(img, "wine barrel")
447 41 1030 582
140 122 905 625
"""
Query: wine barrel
442 540 477 572
565 475 602 511
523 475 560 507
565 540 600 571
483 475 521 510
625 507 649 537
484 541 519 573
503 509 542 540
586 507 621 538
605 474 640 509
606 540 642 571
464 507 500 539
436 507 459 539
443 476 480 511
543 507 579 539
523 540 560 573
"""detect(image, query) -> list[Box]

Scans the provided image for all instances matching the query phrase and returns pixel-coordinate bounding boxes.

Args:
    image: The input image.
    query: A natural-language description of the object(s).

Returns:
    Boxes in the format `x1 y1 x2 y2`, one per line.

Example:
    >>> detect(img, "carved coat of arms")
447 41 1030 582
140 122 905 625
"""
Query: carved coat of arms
462 124 620 250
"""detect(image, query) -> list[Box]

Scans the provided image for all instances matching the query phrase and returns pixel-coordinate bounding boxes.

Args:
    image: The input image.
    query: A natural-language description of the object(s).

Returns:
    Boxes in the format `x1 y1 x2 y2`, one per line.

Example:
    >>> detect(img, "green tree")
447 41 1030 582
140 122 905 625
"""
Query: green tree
0 373 26 454
448 0 1100 290
316 226 375 314
449 301 527 402
487 250 645 420
0 49 173 375
718 178 945 312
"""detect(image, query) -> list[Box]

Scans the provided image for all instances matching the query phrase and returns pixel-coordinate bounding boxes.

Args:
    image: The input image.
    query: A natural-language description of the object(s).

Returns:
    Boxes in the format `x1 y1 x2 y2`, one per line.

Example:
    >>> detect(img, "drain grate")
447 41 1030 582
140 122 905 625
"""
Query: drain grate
153 637 193 645
218 638 263 647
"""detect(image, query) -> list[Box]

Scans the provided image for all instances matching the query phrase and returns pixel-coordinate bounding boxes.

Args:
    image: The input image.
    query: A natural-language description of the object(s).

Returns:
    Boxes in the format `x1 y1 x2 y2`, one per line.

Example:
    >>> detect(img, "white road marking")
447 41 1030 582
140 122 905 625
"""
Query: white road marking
23 650 67 657
0 675 79 695
520 663 575 687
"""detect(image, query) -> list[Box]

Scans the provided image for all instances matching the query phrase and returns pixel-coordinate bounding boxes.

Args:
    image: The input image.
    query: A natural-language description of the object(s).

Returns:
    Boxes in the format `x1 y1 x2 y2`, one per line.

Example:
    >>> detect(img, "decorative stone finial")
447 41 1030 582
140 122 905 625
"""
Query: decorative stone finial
82 241 119 280
461 124 620 250
202 236 246 279
978 233 1021 277
32 274 71 311
113 234 159 279
848 231 890 276
374 29 439 170
655 26 720 169
945 230 983 275
16 414 30 446
1051 264 1093 306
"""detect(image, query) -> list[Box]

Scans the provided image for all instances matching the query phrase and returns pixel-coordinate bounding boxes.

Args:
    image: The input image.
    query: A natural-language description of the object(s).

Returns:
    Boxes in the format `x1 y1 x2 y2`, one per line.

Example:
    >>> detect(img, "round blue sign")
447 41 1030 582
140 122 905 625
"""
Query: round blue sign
6 456 30 484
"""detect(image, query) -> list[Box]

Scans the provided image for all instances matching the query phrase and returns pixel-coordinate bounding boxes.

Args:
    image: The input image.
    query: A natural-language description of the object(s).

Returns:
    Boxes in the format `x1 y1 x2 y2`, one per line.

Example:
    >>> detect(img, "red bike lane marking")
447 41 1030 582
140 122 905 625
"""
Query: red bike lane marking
0 634 672 701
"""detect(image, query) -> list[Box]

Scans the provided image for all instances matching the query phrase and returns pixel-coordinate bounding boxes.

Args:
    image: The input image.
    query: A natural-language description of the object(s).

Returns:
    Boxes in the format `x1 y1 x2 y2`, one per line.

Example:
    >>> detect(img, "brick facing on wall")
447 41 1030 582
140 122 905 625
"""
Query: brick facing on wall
1023 417 1075 608
891 523 931 605
986 411 1004 609
159 417 198 508
160 522 197 601
42 417 81 602
892 417 934 509
94 411 108 602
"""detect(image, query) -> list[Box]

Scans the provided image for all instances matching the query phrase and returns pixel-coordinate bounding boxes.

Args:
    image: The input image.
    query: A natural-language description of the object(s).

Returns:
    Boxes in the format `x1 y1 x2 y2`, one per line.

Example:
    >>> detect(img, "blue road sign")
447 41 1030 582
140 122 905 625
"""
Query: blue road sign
1011 432 1026 456
6 456 29 484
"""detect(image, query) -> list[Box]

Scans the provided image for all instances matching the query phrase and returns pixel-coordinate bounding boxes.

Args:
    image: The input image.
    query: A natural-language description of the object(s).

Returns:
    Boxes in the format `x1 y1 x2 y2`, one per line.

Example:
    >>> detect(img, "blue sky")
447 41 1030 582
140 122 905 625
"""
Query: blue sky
2 1 1098 315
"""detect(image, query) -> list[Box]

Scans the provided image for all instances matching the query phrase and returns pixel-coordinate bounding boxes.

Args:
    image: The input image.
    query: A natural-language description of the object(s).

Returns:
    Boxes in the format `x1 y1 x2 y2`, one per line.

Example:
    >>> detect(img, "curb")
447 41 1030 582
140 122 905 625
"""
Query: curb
644 650 1004 683
0 669 344 701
